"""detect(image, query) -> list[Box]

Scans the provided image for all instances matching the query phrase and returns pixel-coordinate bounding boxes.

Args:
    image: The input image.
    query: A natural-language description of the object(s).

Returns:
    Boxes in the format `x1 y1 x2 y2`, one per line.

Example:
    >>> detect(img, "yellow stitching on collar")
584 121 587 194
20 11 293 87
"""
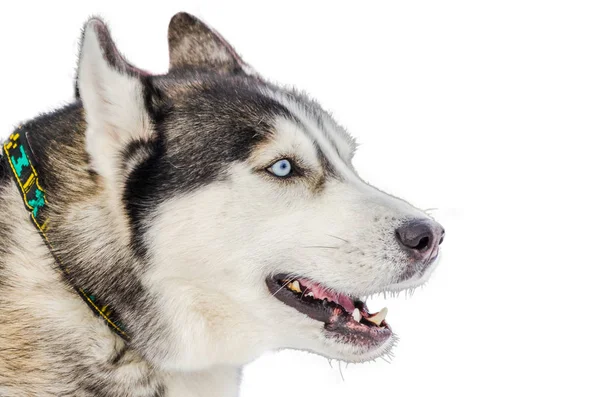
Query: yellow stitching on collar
30 214 130 339
5 132 130 341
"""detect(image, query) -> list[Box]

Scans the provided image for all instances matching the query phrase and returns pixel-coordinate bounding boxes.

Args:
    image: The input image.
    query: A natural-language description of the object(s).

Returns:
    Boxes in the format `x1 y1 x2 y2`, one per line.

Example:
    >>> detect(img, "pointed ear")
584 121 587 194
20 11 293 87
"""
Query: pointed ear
168 12 257 75
77 18 153 182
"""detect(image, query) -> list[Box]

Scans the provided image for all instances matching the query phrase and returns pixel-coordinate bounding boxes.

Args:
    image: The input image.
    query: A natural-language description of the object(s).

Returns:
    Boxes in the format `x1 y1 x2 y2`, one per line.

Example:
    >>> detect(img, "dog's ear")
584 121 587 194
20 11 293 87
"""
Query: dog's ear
77 18 153 183
168 12 257 75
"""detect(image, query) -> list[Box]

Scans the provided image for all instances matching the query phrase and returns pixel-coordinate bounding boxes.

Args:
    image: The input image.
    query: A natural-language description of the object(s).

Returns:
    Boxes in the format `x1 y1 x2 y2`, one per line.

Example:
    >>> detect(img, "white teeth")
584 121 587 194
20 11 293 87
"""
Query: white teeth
352 308 362 323
306 291 314 297
365 307 388 326
289 280 301 293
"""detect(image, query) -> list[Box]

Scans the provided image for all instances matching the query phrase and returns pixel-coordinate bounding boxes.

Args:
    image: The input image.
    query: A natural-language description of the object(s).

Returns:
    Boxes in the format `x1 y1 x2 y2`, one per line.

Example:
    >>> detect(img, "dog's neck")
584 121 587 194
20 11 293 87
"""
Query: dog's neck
4 103 163 352
5 101 259 377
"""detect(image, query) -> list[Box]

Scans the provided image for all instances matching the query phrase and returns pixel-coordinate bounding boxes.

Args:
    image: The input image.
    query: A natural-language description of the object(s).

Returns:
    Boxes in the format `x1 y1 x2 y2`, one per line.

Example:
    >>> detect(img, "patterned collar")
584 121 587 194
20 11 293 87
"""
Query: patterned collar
2 128 129 341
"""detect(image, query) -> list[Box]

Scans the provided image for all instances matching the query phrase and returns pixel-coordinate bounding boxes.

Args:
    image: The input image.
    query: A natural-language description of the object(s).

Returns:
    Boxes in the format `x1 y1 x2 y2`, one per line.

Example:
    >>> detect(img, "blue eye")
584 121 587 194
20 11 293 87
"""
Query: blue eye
268 159 293 177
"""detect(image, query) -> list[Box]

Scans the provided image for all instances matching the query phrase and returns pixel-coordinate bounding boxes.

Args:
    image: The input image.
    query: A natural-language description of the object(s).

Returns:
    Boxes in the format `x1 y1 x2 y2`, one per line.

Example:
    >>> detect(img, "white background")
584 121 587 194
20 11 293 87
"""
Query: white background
1 1 599 396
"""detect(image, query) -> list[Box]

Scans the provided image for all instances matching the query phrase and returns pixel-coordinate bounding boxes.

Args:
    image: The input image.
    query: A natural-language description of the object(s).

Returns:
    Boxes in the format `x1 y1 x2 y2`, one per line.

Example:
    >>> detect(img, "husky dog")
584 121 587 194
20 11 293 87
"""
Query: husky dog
0 12 444 397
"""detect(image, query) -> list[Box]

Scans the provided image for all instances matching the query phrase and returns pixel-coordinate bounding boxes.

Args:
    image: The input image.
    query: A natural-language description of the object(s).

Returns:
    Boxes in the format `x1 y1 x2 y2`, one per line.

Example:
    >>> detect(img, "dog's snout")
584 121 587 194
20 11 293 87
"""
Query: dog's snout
395 219 444 258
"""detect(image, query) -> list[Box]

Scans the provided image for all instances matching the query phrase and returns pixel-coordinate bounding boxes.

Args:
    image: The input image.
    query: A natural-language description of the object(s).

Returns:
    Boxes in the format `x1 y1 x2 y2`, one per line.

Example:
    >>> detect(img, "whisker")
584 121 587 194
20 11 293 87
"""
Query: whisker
271 279 292 297
424 207 439 214
301 284 310 299
301 245 339 249
326 234 350 243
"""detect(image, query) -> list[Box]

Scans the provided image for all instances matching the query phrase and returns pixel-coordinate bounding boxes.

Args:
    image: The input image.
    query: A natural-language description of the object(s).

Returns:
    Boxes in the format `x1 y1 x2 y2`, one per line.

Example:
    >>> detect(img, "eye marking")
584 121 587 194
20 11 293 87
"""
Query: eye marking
267 158 293 178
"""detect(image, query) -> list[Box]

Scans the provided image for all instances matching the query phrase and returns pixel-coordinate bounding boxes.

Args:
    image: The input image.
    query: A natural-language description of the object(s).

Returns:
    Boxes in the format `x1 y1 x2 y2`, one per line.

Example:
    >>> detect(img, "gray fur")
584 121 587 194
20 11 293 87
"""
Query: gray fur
0 12 442 397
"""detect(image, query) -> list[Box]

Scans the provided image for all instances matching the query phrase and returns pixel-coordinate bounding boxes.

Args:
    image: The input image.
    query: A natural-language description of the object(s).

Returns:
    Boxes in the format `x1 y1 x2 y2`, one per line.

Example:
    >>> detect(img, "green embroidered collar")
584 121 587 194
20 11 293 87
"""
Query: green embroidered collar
2 128 129 341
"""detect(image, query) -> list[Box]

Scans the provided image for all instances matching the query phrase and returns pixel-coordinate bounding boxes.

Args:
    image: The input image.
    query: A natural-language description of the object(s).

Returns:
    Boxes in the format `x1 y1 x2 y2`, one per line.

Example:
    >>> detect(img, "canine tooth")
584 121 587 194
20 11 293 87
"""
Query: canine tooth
352 308 361 323
289 280 301 293
306 291 314 297
365 307 388 326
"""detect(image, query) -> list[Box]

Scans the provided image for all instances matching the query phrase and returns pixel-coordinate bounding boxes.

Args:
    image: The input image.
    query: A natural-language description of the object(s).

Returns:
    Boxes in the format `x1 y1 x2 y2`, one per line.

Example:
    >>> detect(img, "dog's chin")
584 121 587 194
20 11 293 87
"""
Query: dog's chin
317 330 396 363
266 275 395 363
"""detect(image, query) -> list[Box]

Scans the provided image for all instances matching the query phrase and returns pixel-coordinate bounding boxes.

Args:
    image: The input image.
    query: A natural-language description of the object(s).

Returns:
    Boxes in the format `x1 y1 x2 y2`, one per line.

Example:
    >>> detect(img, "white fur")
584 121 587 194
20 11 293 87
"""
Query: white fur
164 366 240 397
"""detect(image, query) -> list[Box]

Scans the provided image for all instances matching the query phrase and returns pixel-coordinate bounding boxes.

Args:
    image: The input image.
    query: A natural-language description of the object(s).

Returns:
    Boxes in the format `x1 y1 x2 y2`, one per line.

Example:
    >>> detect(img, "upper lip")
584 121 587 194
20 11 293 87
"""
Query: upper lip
396 252 439 282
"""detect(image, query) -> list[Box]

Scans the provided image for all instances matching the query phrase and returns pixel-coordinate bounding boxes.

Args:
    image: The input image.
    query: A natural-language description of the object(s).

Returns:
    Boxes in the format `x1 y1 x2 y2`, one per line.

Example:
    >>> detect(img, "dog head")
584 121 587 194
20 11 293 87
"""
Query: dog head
77 13 444 371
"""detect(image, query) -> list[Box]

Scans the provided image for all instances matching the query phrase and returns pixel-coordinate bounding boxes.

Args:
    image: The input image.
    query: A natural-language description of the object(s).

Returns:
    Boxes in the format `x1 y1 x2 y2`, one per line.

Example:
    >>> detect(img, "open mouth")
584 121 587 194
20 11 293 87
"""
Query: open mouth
266 275 392 348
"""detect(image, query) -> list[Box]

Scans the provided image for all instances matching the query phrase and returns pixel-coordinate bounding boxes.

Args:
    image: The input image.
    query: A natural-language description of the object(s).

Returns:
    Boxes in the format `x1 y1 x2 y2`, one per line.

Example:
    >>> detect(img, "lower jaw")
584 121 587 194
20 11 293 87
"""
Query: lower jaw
321 328 395 363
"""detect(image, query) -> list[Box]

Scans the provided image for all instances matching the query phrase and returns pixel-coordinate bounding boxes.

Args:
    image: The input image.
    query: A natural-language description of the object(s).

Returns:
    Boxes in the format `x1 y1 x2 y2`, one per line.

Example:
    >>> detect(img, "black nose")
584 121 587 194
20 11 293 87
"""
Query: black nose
395 219 444 257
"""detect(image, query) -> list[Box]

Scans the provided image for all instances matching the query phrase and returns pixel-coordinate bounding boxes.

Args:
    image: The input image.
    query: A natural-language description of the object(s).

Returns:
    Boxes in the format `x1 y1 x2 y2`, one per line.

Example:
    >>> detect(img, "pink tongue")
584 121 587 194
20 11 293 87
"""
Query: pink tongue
299 279 356 313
